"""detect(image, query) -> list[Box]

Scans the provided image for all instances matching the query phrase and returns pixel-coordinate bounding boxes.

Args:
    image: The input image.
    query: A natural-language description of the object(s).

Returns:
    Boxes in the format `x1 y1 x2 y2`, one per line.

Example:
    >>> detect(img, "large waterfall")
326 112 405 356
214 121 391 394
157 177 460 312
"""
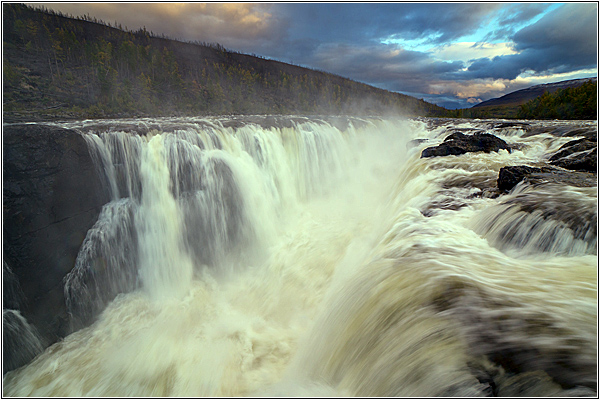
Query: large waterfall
3 116 597 397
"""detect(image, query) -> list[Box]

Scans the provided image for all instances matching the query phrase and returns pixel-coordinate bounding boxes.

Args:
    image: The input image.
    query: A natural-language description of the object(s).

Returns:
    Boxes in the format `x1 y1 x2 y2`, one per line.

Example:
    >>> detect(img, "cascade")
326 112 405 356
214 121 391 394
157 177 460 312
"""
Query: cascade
3 117 597 397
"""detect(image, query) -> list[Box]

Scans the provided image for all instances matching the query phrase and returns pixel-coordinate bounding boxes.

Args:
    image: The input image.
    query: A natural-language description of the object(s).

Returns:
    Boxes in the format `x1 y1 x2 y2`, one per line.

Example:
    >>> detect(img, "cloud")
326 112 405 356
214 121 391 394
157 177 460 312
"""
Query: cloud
431 42 517 63
273 3 501 45
481 3 552 42
307 42 464 93
466 3 598 80
36 3 284 48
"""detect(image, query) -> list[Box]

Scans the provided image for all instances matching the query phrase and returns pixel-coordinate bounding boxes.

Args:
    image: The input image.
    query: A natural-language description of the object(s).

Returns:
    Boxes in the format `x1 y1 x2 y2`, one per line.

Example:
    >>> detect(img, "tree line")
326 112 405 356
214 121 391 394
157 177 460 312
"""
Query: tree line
3 3 448 121
516 80 597 120
441 80 597 120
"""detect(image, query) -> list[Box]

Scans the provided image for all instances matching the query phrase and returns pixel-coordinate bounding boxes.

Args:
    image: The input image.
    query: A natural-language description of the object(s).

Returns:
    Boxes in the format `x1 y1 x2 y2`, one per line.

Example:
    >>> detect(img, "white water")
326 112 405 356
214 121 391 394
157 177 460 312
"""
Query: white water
3 117 597 397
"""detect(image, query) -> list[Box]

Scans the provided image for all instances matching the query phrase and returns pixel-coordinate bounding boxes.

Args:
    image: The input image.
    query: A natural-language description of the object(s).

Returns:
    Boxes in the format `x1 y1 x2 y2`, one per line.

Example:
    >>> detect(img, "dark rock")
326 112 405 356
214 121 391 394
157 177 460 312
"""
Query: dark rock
551 147 597 172
421 132 511 158
3 310 45 374
64 199 140 332
498 166 546 192
3 123 110 371
498 165 597 192
523 125 597 141
77 122 156 136
3 261 25 310
549 138 597 172
489 122 531 130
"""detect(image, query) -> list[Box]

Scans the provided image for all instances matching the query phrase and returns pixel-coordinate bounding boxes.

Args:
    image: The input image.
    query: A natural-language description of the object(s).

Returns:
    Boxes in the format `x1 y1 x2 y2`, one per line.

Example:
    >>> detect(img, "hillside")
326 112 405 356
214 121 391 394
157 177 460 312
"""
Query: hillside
3 4 448 121
472 78 597 109
446 78 597 119
516 79 597 120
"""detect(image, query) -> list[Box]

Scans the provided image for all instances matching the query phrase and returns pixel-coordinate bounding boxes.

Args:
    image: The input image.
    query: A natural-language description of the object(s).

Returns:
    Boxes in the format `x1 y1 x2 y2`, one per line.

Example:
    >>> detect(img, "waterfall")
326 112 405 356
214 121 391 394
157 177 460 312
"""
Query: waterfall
4 117 596 397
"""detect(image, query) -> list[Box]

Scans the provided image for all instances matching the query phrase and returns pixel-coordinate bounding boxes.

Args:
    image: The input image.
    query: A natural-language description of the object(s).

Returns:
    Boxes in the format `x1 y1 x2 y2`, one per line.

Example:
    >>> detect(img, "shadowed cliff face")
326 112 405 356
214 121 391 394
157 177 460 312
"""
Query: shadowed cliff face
3 124 110 369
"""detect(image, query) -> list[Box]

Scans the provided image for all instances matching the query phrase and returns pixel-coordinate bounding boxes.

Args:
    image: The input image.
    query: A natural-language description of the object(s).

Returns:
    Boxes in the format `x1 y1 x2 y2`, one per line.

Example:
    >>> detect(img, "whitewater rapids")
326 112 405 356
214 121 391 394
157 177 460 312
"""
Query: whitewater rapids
3 116 597 397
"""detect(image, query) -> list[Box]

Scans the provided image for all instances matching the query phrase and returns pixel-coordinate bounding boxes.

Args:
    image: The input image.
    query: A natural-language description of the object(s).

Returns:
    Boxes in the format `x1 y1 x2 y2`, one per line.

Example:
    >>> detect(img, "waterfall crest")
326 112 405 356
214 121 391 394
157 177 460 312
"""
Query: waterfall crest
4 117 596 397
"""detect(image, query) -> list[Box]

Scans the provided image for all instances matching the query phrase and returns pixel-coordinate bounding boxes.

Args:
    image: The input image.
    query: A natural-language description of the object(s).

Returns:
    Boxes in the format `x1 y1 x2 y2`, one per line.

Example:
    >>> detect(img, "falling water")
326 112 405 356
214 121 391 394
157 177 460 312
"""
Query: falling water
3 116 597 397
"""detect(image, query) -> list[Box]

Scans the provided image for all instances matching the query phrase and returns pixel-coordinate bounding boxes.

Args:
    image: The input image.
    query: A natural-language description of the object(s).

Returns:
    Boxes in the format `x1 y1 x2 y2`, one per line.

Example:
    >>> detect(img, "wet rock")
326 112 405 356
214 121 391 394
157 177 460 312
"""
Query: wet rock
3 124 110 371
551 147 597 172
3 262 24 311
549 138 597 172
550 138 596 161
498 165 547 192
3 310 45 374
407 138 428 149
523 125 597 141
496 370 564 397
77 122 154 136
488 121 531 130
421 132 511 158
497 165 597 192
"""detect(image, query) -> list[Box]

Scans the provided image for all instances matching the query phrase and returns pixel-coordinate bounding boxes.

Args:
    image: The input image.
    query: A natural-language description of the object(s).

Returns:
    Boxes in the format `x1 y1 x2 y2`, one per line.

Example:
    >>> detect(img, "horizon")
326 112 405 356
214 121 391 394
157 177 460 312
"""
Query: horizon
26 2 599 109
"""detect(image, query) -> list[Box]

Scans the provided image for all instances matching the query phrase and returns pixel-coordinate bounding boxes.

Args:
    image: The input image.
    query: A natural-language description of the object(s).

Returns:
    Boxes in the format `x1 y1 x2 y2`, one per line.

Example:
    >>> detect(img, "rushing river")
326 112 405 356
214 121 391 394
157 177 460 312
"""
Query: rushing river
3 116 597 397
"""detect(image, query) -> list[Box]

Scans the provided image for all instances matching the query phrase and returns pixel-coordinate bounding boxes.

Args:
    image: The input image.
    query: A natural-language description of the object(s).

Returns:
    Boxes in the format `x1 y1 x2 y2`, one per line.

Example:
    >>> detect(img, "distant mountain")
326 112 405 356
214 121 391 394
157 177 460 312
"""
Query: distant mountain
472 78 597 109
3 3 448 122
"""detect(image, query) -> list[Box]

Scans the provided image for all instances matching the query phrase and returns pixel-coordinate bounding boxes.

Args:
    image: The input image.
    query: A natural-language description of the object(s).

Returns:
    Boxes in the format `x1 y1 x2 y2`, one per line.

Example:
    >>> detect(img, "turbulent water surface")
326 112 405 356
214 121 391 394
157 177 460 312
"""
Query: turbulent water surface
3 116 597 397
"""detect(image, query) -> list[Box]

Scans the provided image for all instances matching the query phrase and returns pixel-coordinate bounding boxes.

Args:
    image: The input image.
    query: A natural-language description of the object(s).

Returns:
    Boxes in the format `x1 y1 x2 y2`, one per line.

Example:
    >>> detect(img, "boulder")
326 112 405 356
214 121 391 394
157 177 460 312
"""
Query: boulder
498 166 546 192
497 165 597 192
549 138 597 172
421 131 511 158
3 123 110 370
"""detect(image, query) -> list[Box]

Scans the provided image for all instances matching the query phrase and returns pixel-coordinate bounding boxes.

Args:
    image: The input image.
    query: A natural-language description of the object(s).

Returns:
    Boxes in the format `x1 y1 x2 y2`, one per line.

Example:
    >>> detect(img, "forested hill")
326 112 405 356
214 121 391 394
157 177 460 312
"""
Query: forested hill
3 3 448 122
472 78 596 109
445 78 597 119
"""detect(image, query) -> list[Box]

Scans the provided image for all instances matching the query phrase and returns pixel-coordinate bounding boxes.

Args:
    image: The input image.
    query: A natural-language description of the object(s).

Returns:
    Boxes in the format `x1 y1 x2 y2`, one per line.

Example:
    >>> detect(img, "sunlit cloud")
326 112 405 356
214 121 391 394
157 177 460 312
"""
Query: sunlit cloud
35 3 279 45
429 79 509 99
431 42 518 64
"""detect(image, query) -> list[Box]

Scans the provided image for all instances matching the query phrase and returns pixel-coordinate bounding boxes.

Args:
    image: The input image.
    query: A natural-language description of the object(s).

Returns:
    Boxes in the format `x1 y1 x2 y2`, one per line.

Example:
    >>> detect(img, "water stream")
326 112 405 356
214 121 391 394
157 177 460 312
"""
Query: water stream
3 116 597 397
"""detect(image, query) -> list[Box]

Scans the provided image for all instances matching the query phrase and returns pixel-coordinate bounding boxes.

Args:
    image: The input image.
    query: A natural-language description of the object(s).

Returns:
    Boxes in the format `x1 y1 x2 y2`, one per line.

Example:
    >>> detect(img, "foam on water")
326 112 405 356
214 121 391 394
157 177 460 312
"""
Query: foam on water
3 117 597 397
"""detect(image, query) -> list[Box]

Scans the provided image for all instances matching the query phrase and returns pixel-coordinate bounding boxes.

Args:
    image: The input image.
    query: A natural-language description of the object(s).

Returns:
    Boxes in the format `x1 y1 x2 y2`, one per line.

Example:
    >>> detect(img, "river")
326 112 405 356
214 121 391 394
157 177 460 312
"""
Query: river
3 116 597 397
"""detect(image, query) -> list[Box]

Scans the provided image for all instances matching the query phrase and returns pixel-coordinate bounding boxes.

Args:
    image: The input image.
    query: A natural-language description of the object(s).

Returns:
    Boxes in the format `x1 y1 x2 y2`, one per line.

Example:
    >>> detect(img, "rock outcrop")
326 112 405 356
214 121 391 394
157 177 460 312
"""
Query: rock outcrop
548 138 597 172
497 165 597 192
421 131 511 158
3 123 109 371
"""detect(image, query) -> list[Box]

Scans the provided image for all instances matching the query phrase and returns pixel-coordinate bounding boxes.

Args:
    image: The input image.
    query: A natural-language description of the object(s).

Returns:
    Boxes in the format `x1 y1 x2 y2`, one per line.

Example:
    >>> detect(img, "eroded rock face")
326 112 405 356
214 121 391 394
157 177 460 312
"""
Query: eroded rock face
421 131 511 158
3 123 110 370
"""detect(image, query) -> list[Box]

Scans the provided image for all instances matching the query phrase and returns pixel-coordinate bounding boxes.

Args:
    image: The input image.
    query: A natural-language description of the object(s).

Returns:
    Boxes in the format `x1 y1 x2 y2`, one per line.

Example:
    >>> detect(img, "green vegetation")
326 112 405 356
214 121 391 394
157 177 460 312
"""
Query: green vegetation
443 105 520 119
445 80 597 120
3 3 448 121
516 80 597 120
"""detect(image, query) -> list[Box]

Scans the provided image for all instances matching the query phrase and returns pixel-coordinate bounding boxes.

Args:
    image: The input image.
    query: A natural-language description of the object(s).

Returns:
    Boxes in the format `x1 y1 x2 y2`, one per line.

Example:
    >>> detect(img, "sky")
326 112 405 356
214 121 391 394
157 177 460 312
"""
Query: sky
32 2 598 109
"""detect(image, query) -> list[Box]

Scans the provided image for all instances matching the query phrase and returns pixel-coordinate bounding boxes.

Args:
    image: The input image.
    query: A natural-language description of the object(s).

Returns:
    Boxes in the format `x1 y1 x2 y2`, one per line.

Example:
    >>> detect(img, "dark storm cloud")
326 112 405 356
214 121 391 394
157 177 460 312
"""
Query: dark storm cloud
481 3 551 42
272 3 500 46
307 43 464 94
466 3 598 80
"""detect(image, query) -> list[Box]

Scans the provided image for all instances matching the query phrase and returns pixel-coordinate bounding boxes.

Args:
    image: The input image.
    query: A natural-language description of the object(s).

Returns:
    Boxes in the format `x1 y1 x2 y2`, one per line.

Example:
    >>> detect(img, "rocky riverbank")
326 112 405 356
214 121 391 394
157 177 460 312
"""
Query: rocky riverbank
419 119 597 193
